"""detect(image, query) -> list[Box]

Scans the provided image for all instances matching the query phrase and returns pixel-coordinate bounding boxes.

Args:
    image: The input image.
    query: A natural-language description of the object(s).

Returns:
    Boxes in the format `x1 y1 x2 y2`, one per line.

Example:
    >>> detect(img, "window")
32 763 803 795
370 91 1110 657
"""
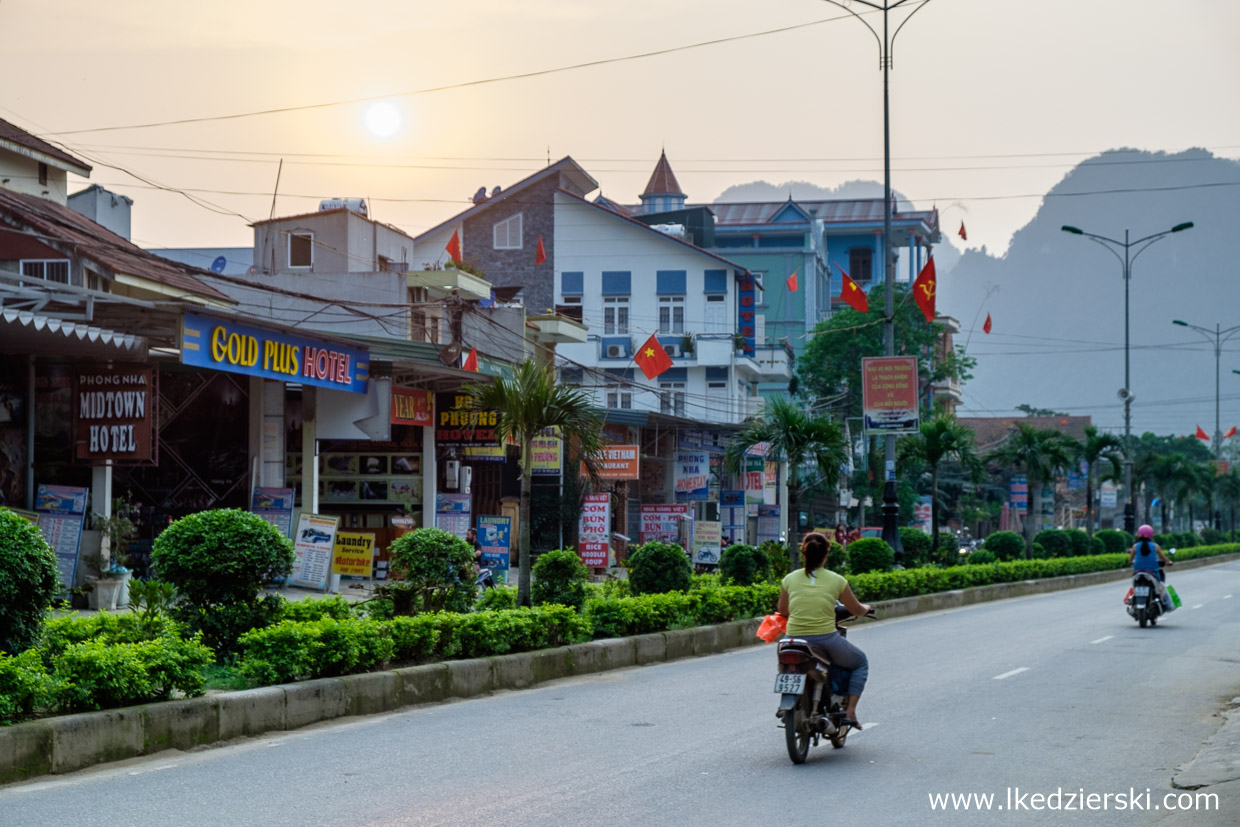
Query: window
605 383 632 410
850 248 873 282
752 272 766 307
288 232 313 268
493 213 523 249
659 296 684 334
38 163 47 186
705 294 726 332
604 296 629 335
21 259 71 285
659 382 686 417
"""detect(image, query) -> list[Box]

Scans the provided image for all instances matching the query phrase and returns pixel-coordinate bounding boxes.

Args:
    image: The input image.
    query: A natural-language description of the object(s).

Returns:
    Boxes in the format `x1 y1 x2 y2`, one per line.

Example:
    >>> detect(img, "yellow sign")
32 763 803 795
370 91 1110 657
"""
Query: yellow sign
332 531 375 576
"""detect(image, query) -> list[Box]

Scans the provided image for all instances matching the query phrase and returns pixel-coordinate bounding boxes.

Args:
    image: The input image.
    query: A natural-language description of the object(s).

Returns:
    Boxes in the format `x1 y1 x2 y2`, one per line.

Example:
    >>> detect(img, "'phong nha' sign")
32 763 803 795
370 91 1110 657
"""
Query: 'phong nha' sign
73 366 156 463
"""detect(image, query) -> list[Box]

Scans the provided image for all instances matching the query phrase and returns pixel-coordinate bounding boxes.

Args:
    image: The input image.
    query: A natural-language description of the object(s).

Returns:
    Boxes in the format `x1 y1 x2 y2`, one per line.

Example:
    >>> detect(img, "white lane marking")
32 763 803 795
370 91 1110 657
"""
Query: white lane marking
1192 604 1204 609
1091 635 1114 644
993 667 1030 680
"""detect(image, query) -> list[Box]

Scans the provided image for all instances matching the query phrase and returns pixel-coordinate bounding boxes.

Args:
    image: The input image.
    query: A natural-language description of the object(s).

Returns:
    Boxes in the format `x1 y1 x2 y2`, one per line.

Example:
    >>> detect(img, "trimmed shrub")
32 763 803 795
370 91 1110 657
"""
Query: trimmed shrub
898 527 933 567
847 538 895 574
1066 530 1090 557
53 635 214 712
237 617 394 685
1031 542 1050 559
967 548 997 565
475 585 518 612
1154 533 1173 548
983 531 1026 562
1034 529 1071 558
1201 527 1223 545
0 508 60 654
627 542 692 595
38 612 182 665
387 527 477 614
280 596 356 622
1095 529 1129 556
929 532 961 567
758 541 791 579
718 544 769 586
826 540 848 574
0 649 57 724
1089 537 1106 555
531 549 590 610
1174 532 1197 548
152 509 294 607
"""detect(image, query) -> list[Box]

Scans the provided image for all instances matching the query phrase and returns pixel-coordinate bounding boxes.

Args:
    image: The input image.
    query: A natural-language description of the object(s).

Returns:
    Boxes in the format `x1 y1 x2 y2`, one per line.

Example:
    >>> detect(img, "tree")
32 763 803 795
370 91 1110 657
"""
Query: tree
1217 469 1240 535
896 415 982 557
724 396 847 569
465 360 603 607
1175 460 1214 533
797 283 975 420
1144 453 1187 530
1015 403 1068 417
1076 425 1124 537
985 424 1076 557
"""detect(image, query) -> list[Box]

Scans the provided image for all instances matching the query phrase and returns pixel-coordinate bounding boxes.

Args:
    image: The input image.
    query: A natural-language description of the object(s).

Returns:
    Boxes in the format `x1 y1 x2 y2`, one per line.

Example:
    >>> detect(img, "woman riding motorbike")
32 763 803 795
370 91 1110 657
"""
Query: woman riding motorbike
1127 524 1171 603
776 532 872 729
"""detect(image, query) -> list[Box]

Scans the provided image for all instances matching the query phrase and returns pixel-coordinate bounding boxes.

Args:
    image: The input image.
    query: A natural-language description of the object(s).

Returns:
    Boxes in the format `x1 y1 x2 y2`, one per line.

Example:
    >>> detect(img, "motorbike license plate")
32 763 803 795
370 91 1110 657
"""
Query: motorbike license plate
774 673 806 694
1134 586 1151 596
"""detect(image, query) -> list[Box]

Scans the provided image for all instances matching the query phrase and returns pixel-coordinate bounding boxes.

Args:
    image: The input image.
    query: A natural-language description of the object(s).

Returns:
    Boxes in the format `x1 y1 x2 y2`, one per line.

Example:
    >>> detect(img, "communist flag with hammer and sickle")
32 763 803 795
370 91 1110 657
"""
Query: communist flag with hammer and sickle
912 257 937 323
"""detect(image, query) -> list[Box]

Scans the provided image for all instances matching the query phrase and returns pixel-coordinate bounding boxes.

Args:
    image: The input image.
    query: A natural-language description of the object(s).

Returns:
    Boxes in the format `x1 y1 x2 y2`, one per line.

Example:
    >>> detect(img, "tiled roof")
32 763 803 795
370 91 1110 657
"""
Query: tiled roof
641 151 685 197
958 415 1093 451
0 188 232 303
0 117 91 175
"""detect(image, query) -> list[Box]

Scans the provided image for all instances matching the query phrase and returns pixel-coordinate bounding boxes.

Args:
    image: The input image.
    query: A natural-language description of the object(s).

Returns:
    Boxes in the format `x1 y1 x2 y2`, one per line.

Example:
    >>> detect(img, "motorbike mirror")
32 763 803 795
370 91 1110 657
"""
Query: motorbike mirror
1168 548 1176 555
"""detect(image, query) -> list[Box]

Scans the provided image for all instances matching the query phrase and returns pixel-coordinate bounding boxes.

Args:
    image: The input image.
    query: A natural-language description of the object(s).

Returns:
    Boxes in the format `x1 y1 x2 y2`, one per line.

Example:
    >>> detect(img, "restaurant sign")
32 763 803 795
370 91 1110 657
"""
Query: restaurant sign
72 365 156 463
181 312 369 394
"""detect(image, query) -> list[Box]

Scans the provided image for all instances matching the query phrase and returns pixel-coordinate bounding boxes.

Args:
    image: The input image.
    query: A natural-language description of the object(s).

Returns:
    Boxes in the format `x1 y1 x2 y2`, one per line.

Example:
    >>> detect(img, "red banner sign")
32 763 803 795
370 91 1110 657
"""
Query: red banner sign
391 388 433 426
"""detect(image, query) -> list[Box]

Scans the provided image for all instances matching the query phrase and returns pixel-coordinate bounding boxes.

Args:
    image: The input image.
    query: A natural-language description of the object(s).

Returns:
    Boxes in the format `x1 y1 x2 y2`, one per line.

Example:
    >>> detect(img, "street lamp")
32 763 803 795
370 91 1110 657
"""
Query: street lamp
1060 221 1193 533
817 0 934 562
1173 319 1240 530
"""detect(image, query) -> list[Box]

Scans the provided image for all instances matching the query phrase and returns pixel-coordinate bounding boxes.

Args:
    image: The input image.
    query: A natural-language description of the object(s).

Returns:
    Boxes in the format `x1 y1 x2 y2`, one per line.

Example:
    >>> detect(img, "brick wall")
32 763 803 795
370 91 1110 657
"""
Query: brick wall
462 177 557 313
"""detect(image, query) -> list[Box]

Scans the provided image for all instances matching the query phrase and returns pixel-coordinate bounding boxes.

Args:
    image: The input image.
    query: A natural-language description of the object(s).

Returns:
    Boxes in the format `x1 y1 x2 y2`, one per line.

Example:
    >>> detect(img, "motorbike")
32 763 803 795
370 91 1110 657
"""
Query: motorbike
475 567 496 590
774 604 874 764
1125 551 1173 628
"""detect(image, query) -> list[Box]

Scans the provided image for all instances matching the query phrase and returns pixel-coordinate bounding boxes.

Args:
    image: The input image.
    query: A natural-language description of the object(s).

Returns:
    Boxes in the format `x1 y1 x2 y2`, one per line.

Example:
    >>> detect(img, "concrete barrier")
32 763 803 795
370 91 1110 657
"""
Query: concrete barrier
4 551 1236 784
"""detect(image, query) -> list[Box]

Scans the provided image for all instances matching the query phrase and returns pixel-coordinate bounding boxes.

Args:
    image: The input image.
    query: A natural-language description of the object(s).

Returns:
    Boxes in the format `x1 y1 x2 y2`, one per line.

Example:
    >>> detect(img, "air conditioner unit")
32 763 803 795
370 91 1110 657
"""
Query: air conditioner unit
605 344 626 358
663 344 682 358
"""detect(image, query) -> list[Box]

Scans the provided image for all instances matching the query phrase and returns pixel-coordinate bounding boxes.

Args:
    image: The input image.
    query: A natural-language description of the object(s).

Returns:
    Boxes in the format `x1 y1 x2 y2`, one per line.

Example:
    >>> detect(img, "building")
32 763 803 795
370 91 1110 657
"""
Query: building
0 117 92 206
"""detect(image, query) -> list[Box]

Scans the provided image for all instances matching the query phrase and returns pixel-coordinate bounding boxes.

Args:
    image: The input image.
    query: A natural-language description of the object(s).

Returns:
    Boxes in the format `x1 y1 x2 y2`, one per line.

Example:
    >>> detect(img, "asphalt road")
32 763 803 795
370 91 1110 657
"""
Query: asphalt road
3 561 1239 827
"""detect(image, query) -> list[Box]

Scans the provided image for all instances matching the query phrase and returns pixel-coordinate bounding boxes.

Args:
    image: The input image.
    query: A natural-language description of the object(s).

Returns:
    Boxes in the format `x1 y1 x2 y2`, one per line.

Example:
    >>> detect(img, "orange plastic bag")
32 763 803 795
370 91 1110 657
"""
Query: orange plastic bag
756 613 788 643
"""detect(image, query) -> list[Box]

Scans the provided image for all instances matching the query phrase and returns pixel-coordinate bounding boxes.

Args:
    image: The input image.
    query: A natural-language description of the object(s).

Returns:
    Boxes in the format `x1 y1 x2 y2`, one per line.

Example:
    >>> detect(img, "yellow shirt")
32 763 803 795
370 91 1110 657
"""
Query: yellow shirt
782 567 849 636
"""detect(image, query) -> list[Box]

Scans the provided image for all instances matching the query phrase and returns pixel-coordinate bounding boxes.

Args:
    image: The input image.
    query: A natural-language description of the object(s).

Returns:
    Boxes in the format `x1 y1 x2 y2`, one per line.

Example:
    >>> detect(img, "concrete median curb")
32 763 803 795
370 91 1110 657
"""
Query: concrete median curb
3 552 1236 784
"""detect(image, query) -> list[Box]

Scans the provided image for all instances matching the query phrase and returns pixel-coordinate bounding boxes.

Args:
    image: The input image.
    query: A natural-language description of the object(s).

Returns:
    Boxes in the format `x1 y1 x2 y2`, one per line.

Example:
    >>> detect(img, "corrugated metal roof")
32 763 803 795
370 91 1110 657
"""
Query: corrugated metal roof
705 199 937 227
0 188 232 303
641 151 685 197
0 117 91 175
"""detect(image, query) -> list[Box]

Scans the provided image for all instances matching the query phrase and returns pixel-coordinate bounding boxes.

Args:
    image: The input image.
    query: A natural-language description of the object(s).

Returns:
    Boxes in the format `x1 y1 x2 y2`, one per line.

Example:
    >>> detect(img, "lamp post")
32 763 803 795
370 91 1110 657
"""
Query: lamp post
1060 222 1193 533
1172 319 1240 530
818 0 933 562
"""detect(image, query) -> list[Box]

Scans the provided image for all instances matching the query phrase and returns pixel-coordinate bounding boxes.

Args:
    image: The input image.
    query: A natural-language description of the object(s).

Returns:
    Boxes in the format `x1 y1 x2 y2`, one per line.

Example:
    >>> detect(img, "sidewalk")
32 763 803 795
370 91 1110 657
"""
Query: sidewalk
1159 697 1240 821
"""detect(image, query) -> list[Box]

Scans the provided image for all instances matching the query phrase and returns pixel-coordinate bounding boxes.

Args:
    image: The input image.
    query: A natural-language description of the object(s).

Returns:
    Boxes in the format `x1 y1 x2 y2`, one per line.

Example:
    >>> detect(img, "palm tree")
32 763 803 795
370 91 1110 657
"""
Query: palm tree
465 360 603 607
1076 425 1124 537
985 424 1077 557
724 396 848 569
897 415 983 556
1175 460 1213 534
1145 453 1186 531
1217 469 1240 536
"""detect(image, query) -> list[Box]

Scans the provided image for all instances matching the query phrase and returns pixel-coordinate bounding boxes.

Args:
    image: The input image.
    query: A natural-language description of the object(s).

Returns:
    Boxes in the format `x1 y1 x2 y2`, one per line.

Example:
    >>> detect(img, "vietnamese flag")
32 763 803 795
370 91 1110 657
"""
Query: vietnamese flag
983 313 992 334
1225 426 1238 439
1196 425 1210 441
535 235 547 266
634 333 673 380
835 264 868 313
462 347 478 372
958 222 968 241
445 230 462 264
912 257 937 323
786 271 798 292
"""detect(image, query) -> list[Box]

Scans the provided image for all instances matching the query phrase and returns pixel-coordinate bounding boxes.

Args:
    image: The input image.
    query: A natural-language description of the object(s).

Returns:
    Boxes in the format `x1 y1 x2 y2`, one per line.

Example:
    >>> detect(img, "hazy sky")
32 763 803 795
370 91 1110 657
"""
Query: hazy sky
3 0 1236 259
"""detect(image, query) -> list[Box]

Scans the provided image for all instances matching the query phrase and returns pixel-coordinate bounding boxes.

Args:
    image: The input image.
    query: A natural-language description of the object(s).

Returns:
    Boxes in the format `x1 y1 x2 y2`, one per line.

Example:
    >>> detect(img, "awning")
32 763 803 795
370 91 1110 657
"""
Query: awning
0 307 145 357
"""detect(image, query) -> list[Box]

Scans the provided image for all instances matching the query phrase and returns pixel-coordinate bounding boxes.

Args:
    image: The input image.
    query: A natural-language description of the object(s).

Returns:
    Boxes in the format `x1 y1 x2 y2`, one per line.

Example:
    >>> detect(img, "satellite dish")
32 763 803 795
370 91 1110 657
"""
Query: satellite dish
439 341 463 367
210 255 227 274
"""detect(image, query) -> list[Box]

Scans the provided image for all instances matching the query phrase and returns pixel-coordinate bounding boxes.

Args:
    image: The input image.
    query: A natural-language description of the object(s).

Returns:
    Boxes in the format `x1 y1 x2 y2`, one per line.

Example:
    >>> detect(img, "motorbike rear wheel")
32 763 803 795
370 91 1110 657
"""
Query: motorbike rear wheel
1138 606 1148 628
784 698 812 764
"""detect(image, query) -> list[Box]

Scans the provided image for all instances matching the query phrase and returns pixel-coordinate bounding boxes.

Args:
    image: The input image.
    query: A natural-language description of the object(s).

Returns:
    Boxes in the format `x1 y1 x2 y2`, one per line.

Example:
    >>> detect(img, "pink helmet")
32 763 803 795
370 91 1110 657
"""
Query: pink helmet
1136 524 1154 539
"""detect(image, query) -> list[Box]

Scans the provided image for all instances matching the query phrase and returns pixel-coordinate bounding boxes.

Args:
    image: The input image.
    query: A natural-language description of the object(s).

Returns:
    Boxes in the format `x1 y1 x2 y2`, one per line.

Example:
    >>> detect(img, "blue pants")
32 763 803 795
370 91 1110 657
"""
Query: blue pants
784 632 869 696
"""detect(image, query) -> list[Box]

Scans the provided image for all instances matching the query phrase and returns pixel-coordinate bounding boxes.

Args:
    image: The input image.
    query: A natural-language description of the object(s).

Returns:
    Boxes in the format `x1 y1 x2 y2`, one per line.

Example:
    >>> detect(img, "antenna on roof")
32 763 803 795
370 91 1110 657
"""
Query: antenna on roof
269 158 283 220
547 145 551 167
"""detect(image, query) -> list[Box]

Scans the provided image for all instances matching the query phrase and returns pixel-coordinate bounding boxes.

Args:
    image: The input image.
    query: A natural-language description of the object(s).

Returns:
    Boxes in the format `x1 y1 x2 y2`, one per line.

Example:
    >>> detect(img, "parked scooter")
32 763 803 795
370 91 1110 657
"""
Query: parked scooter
1125 549 1174 627
774 604 874 764
475 567 496 590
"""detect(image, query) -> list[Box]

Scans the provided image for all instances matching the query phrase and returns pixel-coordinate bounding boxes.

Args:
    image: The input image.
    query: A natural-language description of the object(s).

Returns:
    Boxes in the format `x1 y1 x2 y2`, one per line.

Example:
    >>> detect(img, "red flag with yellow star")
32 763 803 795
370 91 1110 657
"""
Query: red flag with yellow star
634 333 673 380
835 264 868 313
912 257 937 323
445 230 462 264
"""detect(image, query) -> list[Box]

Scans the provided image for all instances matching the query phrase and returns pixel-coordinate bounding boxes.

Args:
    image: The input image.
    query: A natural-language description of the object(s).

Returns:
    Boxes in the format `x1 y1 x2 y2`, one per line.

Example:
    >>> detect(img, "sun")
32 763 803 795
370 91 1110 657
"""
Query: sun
364 102 401 138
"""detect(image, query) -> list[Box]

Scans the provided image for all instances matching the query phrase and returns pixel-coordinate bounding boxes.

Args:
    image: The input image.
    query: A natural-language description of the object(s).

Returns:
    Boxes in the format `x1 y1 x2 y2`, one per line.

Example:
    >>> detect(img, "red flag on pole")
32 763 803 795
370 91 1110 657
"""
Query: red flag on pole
535 235 547 266
1195 425 1210 441
634 333 673 380
1225 426 1238 439
445 230 462 264
786 271 798 292
912 257 937 323
462 347 478 372
983 313 992 334
958 222 968 241
835 264 868 313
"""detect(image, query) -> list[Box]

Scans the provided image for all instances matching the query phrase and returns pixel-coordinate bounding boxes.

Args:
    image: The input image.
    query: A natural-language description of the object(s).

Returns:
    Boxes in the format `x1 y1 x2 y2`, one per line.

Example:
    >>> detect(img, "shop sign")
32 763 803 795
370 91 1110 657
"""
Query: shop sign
585 445 640 480
578 493 611 567
435 392 498 446
737 276 756 355
331 531 375 577
757 504 781 544
72 366 155 463
250 487 295 538
692 521 722 565
391 388 433 426
744 456 765 504
181 312 369 394
1010 474 1028 515
640 503 691 545
531 428 562 475
292 513 339 590
478 516 512 584
861 356 919 434
674 451 709 502
35 484 88 594
435 493 471 538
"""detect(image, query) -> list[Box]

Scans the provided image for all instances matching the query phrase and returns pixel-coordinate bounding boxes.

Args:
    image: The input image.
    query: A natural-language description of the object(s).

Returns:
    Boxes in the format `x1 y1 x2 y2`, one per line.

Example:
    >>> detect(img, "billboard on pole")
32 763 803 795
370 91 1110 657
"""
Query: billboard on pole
861 356 920 434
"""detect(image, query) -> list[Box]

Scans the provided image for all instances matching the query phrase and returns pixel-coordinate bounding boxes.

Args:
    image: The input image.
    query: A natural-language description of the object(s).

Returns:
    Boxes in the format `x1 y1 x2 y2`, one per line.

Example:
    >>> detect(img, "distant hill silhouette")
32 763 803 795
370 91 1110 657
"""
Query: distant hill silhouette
940 148 1240 441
